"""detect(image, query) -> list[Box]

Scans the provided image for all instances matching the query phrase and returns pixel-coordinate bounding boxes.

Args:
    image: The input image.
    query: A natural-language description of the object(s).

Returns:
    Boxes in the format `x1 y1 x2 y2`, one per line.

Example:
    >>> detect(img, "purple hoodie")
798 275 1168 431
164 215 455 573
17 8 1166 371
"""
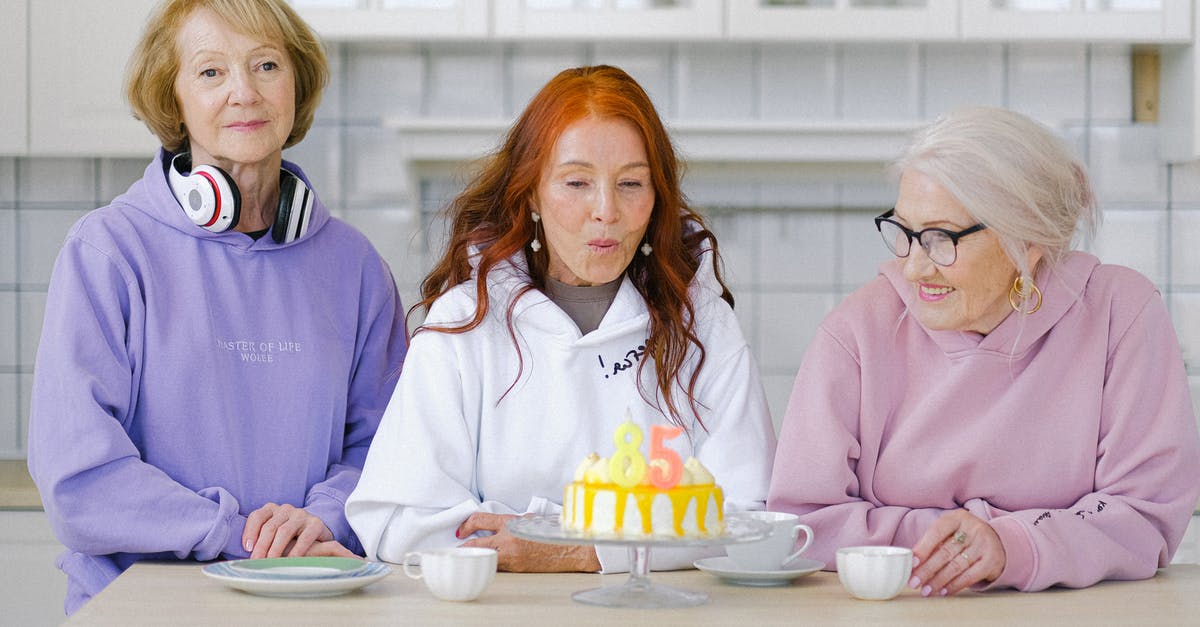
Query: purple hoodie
768 252 1200 591
27 150 407 614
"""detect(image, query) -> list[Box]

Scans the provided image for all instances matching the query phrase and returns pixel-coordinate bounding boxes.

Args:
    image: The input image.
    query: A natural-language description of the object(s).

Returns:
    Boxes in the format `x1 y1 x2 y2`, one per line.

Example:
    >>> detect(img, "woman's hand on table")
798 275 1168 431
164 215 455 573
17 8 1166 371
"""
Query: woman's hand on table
909 509 1006 597
304 540 358 558
457 512 601 573
243 503 337 559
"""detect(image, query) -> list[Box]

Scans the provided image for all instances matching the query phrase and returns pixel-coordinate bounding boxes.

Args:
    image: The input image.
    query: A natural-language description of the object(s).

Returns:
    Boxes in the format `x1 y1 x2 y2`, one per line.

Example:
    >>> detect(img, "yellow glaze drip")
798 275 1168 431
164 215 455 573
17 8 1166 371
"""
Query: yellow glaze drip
563 482 725 537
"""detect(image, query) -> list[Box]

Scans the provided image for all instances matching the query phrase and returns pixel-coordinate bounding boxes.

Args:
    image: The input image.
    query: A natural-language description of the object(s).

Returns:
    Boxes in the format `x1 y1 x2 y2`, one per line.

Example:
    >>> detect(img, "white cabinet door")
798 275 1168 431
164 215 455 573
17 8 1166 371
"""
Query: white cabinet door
294 0 489 40
0 0 28 155
494 0 723 40
29 0 160 156
961 0 1191 42
726 0 959 41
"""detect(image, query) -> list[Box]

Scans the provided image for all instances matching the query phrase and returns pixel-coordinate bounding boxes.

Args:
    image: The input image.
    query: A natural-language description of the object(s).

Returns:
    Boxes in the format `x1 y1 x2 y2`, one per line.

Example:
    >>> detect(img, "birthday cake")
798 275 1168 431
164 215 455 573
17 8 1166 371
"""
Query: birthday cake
561 420 724 539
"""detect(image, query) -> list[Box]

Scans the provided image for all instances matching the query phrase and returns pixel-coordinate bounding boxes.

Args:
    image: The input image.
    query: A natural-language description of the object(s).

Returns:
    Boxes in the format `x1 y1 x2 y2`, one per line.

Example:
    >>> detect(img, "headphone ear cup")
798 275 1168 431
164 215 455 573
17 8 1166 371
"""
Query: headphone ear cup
194 165 241 232
272 170 314 244
169 154 241 233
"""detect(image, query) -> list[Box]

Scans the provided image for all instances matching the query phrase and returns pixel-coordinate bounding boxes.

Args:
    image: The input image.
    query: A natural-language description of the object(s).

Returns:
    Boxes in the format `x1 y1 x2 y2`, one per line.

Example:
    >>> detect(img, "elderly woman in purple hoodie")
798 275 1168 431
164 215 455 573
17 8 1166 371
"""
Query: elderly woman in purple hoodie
26 0 406 615
768 106 1199 597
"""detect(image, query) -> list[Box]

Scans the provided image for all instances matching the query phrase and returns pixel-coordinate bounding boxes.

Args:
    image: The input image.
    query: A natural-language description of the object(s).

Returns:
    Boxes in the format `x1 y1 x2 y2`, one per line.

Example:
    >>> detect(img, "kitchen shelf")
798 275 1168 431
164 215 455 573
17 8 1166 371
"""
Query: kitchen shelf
383 117 922 163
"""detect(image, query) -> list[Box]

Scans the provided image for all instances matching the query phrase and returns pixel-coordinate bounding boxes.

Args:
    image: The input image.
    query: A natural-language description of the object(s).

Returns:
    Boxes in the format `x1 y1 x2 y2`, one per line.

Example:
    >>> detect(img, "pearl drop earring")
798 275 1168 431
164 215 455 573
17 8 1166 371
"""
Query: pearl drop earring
530 211 543 252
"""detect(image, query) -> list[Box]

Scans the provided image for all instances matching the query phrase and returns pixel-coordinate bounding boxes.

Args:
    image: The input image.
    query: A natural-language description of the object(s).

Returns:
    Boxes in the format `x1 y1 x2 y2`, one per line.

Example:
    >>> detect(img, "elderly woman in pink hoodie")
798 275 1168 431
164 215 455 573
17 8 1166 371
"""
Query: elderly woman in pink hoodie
768 106 1200 597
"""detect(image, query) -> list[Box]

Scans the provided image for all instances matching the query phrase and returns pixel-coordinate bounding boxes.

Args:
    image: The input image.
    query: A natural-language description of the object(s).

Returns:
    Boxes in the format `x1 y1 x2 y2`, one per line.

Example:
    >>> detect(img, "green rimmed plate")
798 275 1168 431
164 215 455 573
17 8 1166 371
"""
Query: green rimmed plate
202 559 392 598
226 556 372 580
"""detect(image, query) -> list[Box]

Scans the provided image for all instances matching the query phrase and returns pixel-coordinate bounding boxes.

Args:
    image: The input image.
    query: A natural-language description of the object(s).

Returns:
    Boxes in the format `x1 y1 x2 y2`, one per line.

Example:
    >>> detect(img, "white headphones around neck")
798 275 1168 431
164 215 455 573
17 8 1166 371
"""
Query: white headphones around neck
167 152 314 244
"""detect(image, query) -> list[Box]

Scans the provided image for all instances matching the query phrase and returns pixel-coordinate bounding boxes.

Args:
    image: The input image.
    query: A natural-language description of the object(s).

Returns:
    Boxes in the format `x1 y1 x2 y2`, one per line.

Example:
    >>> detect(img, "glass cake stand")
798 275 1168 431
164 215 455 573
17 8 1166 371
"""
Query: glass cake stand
507 514 769 609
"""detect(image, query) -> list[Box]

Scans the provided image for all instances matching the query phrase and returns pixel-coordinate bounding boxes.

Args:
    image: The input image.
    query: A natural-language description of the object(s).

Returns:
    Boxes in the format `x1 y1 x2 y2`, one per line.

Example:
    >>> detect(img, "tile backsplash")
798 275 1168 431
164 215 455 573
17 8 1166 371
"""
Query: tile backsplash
2 40 1199 457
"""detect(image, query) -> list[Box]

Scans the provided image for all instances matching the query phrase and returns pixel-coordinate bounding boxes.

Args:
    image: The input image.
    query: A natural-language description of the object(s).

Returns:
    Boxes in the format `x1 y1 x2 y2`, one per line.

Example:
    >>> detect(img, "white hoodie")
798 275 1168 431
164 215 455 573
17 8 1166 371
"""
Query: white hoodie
346 246 776 571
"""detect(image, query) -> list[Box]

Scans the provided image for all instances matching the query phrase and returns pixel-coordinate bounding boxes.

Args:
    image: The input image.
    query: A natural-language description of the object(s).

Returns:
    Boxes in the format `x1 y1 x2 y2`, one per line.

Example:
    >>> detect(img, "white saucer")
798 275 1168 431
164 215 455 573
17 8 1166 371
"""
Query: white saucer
693 556 825 587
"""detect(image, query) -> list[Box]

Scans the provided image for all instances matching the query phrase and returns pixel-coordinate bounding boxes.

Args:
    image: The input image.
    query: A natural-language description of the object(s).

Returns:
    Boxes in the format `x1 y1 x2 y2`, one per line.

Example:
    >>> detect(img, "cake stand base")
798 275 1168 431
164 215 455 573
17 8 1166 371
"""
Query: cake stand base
572 577 707 608
571 544 707 608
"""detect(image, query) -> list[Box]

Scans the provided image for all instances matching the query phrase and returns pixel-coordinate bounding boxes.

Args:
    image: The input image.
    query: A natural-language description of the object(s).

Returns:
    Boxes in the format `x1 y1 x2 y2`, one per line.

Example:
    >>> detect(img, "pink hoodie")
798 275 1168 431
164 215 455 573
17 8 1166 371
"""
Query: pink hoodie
767 251 1200 591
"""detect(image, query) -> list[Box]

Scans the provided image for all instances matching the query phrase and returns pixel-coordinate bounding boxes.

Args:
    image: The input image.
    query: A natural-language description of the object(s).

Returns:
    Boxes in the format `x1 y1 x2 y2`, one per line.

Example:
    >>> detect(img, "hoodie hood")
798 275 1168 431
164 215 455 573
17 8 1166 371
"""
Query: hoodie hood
115 148 330 251
880 251 1102 357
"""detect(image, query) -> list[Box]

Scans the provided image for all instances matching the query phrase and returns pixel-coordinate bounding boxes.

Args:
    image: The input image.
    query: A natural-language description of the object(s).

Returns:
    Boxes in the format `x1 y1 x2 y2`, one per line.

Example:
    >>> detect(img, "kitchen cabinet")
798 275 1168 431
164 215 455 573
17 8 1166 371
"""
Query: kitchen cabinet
9 0 1200 157
0 1 28 155
29 0 159 156
294 0 489 40
961 0 1191 42
292 0 1190 43
492 0 722 40
726 0 959 42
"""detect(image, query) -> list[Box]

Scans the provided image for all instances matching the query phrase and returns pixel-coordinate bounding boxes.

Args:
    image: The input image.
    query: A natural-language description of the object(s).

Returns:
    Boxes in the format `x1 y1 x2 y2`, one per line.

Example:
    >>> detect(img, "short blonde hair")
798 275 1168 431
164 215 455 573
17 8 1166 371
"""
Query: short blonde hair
891 106 1100 278
126 0 328 151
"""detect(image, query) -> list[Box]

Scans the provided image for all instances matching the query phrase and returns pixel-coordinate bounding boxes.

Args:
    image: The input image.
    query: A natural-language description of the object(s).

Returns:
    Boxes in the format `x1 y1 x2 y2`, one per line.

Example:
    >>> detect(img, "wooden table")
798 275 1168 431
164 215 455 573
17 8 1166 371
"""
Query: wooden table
68 562 1200 625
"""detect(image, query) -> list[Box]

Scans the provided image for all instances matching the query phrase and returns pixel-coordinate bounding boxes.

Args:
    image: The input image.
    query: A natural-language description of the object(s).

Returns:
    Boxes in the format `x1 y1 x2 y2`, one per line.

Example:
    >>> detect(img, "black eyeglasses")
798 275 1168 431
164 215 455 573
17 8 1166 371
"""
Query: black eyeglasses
874 208 987 267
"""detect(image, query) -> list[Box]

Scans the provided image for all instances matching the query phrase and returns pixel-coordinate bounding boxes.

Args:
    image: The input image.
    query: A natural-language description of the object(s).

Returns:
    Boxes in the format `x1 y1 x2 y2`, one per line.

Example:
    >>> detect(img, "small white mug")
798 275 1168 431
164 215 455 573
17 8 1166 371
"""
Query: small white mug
836 546 913 601
725 511 815 571
402 547 497 602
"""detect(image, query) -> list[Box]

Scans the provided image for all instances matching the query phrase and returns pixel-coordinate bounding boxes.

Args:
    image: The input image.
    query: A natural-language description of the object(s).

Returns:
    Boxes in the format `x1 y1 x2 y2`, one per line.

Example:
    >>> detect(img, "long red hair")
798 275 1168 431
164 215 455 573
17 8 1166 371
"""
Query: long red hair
414 65 732 429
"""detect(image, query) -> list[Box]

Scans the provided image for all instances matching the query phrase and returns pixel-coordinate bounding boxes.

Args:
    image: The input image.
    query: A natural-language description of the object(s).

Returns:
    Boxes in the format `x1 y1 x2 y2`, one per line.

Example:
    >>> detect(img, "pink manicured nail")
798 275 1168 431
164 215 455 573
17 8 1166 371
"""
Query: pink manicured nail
454 529 462 539
908 576 921 589
244 539 253 551
912 556 921 567
921 585 932 597
939 588 948 597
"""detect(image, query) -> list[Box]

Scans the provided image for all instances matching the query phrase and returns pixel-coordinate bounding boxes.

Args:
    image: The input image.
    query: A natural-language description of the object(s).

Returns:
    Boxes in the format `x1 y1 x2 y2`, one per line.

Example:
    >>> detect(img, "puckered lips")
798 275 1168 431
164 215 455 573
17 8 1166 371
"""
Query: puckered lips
587 237 620 254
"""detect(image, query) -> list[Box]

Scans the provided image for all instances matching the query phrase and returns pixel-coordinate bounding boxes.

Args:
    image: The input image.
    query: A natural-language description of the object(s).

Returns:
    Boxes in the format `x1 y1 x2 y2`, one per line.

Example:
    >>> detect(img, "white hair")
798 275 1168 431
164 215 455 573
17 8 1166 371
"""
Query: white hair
890 106 1100 281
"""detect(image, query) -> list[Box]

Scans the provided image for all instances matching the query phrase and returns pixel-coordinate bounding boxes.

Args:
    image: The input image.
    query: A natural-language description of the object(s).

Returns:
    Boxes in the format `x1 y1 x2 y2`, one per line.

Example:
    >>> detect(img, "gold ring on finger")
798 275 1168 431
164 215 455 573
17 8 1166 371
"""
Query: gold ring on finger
952 531 968 544
959 551 971 564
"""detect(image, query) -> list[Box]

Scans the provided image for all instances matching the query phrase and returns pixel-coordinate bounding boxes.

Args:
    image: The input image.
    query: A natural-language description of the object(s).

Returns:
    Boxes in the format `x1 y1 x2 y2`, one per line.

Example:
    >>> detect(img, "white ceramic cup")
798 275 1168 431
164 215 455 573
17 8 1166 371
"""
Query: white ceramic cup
725 511 815 571
402 547 497 602
836 546 913 601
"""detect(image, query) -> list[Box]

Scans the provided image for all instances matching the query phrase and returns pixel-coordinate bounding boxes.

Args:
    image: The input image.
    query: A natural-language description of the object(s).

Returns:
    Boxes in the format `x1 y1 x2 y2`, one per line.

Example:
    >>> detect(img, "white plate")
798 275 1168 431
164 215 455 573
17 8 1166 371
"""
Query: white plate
202 560 391 598
693 556 825 587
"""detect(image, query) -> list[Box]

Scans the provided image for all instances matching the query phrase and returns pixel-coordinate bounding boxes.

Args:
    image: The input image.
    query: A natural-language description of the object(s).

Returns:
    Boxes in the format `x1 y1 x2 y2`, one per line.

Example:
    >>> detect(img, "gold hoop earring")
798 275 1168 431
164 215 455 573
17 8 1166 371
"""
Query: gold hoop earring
1008 275 1042 314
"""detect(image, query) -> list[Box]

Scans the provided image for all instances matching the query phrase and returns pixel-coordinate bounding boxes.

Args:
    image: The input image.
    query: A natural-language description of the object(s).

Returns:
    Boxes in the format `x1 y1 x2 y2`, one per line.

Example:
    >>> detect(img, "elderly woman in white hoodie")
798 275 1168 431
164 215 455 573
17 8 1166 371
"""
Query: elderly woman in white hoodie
346 65 776 573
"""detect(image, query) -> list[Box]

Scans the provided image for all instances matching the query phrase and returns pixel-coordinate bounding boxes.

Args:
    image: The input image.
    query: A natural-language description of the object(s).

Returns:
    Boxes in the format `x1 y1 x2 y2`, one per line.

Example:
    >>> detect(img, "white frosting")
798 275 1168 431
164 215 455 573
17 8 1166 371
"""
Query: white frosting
683 457 714 485
573 452 600 482
583 456 610 483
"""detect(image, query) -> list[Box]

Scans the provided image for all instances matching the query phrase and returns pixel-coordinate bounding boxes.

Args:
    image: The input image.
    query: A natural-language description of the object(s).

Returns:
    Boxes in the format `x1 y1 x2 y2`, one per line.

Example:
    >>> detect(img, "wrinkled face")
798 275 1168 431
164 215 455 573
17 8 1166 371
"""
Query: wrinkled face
894 169 1019 335
535 116 655 286
174 8 294 169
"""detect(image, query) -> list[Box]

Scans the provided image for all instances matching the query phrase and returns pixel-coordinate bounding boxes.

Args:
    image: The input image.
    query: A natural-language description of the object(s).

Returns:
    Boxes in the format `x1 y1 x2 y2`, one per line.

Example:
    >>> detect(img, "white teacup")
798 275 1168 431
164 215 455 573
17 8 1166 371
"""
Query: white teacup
725 511 815 571
836 546 913 601
402 547 497 602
